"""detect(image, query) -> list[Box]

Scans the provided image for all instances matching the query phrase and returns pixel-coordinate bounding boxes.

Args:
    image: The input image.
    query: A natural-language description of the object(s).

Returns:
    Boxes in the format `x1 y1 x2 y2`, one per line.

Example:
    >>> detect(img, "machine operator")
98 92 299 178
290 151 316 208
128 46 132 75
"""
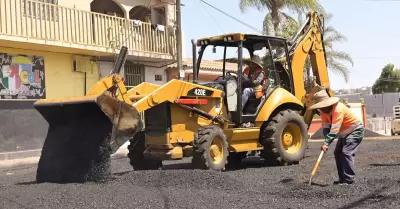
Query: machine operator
241 55 267 127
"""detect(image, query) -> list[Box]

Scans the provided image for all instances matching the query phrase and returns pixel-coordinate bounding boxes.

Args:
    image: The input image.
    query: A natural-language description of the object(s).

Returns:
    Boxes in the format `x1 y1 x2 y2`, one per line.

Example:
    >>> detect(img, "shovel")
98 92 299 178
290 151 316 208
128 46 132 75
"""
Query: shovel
308 150 325 185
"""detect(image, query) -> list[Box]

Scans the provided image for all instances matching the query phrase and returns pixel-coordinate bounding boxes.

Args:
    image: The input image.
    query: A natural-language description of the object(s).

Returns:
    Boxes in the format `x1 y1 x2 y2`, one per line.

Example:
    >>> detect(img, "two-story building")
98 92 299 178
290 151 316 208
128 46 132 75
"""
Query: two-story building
0 0 177 155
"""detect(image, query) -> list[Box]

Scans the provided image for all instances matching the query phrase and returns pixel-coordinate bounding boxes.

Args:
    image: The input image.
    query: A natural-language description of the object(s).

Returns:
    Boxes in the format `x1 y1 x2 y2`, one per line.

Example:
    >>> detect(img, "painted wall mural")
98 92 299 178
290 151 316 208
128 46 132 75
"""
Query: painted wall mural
0 53 45 99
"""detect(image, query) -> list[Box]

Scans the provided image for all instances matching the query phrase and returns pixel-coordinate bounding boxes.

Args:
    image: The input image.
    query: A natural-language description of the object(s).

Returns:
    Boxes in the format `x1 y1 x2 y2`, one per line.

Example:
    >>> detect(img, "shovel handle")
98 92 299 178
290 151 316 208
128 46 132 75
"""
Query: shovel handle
308 150 325 185
311 150 325 175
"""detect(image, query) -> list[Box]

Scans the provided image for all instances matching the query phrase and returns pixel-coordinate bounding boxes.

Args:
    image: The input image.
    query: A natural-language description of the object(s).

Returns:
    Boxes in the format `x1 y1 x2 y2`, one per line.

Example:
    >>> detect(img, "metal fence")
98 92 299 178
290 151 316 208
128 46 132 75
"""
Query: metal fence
366 117 392 135
124 62 145 128
1 0 176 55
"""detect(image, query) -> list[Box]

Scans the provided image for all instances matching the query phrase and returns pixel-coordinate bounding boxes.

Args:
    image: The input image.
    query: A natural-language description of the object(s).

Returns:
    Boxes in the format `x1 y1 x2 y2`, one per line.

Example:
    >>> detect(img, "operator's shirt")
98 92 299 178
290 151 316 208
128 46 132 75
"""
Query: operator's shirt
320 102 364 146
243 66 266 86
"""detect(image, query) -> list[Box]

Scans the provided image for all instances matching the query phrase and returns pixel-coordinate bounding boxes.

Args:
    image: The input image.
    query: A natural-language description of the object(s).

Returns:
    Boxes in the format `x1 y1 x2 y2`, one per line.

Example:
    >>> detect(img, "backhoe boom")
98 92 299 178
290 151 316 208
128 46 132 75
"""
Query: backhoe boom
283 11 334 127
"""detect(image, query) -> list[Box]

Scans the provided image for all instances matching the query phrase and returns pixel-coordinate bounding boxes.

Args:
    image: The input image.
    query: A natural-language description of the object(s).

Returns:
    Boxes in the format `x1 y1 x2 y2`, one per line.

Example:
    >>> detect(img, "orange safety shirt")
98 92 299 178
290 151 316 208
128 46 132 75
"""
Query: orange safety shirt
320 102 363 145
243 66 267 86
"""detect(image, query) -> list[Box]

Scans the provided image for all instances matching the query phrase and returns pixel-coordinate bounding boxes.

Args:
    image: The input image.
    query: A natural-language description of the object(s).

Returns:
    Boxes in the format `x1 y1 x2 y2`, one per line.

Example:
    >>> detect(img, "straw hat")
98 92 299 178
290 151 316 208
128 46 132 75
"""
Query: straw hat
244 55 262 68
308 89 340 110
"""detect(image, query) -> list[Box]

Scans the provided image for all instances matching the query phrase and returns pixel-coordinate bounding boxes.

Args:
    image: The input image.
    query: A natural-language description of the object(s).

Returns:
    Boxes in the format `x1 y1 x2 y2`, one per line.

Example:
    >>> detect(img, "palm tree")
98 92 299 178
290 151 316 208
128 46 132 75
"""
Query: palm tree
239 0 325 37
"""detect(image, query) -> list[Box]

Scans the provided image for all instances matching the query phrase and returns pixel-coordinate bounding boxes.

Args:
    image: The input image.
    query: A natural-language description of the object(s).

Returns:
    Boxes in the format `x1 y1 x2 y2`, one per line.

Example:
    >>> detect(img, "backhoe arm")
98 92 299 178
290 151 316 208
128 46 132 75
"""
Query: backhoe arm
285 11 335 127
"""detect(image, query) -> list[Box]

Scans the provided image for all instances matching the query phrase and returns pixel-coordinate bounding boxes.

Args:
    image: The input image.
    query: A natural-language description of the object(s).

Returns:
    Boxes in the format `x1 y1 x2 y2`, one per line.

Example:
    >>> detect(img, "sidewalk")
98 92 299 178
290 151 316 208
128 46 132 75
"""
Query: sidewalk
2 136 400 170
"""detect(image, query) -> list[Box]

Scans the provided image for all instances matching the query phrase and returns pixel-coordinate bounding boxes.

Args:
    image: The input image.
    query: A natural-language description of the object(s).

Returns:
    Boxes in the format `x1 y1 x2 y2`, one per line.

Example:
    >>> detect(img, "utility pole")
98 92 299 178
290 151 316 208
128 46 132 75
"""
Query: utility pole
175 0 183 80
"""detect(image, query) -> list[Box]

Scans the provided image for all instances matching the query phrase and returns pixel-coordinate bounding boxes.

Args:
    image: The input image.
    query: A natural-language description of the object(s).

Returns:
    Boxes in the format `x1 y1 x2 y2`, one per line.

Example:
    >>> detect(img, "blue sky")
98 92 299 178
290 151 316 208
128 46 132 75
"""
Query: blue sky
180 0 400 90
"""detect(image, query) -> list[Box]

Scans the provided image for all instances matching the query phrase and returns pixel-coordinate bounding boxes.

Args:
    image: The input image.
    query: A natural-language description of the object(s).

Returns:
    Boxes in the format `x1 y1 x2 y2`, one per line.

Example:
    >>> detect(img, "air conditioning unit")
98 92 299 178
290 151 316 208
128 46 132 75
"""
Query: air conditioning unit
73 55 93 73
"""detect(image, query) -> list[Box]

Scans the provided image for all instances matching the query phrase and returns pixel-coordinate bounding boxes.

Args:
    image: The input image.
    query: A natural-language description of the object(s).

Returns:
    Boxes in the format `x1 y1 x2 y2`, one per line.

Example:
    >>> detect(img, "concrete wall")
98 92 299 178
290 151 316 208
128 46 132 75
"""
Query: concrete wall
58 0 92 11
145 67 167 85
337 93 400 118
0 47 99 153
98 62 166 86
0 47 99 99
0 101 47 153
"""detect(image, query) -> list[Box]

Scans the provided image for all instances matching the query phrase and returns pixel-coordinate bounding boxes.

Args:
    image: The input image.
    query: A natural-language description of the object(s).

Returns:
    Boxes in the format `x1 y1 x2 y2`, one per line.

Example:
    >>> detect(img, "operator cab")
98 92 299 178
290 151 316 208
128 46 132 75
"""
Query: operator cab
192 33 294 127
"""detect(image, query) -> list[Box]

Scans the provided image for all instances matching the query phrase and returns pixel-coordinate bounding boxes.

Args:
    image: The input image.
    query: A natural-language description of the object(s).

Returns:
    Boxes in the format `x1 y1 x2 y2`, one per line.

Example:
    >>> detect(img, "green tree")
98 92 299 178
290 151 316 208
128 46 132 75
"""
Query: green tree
239 0 325 37
372 63 400 94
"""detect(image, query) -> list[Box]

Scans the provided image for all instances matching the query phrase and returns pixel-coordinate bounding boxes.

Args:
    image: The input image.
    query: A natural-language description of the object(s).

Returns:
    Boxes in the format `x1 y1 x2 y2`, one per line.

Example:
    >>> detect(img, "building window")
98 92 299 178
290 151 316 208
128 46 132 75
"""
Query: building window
154 74 162 81
124 62 144 89
22 0 59 21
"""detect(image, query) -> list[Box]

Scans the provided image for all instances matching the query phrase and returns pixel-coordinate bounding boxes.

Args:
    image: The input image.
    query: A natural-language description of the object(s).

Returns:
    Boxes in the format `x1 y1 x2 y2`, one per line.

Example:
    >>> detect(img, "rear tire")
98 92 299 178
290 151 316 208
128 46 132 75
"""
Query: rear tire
192 125 229 171
127 131 162 170
260 109 308 166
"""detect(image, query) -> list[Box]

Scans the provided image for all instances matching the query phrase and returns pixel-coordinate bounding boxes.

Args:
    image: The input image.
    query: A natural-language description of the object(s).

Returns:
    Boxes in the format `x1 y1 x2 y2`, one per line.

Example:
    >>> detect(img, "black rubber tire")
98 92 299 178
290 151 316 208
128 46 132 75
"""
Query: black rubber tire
127 131 162 170
260 109 308 166
192 125 229 171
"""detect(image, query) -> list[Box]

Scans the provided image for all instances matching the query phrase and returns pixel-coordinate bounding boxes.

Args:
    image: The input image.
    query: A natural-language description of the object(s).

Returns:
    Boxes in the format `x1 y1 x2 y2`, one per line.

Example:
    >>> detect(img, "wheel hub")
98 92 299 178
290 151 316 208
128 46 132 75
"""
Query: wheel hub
281 123 303 154
210 137 224 164
283 132 293 146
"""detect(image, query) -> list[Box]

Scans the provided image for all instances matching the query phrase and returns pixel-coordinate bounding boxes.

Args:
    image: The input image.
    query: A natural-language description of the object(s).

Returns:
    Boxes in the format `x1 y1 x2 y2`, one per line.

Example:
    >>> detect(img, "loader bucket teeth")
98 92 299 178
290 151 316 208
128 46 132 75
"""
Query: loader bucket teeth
34 92 142 183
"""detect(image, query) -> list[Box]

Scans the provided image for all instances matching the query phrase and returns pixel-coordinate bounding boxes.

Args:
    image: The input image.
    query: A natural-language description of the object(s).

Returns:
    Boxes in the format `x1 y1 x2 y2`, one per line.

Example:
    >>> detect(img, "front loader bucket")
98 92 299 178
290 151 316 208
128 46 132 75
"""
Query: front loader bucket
34 93 142 183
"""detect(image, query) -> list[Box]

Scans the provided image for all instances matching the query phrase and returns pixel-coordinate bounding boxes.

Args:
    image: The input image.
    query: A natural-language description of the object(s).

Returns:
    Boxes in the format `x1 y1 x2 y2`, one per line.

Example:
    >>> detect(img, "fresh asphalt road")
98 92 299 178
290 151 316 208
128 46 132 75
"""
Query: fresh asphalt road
0 139 400 209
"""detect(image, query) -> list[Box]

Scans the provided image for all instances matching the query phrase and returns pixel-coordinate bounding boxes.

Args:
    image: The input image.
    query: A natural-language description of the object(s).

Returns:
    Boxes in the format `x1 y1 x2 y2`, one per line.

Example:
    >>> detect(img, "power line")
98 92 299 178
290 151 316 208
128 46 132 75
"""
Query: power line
199 0 263 34
195 0 224 33
191 0 223 33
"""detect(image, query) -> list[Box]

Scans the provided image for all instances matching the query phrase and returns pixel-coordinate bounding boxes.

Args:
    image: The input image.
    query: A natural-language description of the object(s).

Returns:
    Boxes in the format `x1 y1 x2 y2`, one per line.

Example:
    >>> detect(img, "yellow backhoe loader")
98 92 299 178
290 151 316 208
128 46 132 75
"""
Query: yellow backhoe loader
34 11 334 182
126 11 333 171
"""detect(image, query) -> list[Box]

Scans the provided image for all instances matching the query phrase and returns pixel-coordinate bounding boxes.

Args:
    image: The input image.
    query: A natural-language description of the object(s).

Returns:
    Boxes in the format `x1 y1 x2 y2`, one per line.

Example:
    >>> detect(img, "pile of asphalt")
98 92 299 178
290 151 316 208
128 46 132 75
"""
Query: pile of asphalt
35 103 113 183
1 140 400 208
311 127 384 139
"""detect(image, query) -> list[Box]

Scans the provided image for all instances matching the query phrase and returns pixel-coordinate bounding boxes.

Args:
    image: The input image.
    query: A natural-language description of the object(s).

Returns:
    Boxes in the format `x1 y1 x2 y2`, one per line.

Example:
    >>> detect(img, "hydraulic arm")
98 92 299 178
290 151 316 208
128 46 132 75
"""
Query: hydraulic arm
279 11 334 127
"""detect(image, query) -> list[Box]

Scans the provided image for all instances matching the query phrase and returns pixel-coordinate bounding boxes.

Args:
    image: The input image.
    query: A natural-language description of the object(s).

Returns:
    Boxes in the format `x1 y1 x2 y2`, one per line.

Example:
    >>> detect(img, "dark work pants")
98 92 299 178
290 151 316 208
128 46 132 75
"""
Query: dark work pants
334 126 364 182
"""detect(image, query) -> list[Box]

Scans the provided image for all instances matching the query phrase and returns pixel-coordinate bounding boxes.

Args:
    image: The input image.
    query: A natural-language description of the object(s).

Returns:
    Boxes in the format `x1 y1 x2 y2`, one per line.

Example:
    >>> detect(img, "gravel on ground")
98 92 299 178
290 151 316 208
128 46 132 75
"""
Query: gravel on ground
0 139 399 209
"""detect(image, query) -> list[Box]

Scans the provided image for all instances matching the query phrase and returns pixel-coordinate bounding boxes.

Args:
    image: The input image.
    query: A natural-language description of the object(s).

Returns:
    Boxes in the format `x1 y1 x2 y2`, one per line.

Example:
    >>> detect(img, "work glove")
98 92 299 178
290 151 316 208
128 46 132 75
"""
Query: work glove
254 85 264 99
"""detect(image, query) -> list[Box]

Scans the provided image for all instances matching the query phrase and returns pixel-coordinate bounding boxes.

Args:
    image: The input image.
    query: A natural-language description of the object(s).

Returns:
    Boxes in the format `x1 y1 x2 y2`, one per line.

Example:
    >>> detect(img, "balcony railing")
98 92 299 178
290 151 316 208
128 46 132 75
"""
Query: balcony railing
0 0 176 56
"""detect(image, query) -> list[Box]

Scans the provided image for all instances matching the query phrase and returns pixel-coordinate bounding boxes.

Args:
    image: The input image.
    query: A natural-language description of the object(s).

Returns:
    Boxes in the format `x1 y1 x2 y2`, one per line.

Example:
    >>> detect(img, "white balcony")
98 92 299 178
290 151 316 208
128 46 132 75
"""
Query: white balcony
0 0 176 63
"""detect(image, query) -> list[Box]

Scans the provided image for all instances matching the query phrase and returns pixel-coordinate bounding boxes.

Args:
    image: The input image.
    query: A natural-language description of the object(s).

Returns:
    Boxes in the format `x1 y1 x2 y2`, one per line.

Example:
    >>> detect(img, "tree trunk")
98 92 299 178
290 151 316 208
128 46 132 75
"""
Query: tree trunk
271 9 279 36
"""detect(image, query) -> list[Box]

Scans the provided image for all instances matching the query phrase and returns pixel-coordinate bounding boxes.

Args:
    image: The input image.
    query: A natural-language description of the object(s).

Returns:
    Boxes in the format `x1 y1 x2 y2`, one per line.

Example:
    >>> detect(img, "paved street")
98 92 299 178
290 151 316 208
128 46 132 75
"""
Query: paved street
0 140 399 209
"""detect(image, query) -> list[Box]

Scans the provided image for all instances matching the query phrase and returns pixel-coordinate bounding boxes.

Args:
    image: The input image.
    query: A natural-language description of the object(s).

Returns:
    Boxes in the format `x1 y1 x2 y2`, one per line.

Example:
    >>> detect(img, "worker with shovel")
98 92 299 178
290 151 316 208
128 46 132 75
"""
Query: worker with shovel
308 89 365 185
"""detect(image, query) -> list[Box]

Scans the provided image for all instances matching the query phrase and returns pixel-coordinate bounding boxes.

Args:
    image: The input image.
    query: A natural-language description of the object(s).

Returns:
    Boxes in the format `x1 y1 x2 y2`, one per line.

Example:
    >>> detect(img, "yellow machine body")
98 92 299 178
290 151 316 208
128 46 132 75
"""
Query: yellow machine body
34 11 334 174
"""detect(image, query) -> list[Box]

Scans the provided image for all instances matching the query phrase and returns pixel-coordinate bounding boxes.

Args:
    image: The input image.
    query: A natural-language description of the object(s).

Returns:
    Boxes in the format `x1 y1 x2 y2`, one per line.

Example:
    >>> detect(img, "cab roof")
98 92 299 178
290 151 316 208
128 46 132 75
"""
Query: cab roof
196 33 287 43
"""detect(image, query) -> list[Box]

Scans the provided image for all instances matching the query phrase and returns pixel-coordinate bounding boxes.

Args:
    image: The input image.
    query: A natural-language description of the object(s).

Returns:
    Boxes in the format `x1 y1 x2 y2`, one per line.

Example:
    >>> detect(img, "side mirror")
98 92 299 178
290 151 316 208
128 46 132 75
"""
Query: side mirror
213 47 216 53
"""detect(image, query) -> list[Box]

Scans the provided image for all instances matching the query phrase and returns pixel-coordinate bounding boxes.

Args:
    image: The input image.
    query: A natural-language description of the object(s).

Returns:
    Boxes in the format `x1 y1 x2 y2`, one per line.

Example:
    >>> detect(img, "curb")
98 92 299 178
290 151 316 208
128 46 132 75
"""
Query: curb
0 157 40 170
0 149 42 161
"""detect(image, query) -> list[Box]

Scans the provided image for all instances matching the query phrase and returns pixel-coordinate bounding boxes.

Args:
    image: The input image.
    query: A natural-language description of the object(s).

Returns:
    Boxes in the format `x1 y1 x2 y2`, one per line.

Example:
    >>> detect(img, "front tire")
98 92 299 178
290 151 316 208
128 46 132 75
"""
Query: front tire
127 131 162 170
192 125 229 171
260 109 308 166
